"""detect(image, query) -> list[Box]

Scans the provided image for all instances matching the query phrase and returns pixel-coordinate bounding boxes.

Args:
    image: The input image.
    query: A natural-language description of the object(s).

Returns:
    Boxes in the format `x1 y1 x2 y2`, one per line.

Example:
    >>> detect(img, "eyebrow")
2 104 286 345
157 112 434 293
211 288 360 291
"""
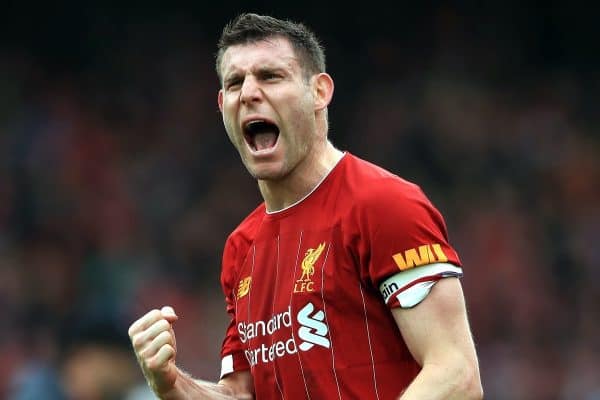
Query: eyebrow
256 66 287 75
223 73 242 86
223 65 289 84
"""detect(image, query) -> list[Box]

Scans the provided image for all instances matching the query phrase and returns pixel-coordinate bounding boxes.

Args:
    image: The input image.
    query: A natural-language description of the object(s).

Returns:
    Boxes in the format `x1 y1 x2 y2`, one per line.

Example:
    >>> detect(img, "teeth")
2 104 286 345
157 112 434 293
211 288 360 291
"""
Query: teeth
245 119 265 128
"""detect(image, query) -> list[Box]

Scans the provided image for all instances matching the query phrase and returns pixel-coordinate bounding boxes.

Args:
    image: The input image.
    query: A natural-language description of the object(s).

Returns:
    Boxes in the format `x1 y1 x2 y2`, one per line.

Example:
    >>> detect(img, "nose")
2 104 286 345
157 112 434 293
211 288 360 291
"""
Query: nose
240 76 262 105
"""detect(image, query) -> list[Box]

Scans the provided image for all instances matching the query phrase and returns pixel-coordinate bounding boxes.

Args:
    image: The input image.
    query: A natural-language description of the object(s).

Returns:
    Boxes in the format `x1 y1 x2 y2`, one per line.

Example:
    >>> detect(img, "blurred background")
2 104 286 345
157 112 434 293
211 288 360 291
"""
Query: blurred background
0 1 598 399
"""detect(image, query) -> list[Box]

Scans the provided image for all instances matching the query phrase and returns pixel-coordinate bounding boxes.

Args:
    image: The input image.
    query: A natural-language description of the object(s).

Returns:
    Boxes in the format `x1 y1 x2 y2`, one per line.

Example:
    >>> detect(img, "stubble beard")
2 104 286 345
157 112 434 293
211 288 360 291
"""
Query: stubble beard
247 157 290 182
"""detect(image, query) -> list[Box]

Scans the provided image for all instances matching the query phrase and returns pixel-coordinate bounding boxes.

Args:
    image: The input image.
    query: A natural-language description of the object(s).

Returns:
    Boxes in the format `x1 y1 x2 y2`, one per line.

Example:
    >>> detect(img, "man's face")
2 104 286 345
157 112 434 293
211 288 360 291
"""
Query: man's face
218 37 319 181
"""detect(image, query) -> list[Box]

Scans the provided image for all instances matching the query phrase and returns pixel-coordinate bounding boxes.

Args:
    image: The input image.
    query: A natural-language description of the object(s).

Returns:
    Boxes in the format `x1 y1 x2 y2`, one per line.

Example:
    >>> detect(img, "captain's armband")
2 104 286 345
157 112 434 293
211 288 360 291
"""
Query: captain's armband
379 263 463 308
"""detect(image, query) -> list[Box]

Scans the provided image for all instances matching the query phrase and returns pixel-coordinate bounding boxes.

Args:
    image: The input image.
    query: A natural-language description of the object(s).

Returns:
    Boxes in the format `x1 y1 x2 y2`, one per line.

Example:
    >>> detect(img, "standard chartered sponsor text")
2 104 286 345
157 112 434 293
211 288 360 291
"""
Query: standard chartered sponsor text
238 306 293 343
238 306 297 366
238 303 330 367
245 337 299 366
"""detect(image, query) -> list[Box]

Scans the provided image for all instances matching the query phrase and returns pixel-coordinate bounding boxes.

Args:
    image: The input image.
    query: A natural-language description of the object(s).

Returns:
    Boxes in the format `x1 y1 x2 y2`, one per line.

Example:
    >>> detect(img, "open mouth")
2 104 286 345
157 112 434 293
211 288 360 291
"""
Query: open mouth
243 120 280 152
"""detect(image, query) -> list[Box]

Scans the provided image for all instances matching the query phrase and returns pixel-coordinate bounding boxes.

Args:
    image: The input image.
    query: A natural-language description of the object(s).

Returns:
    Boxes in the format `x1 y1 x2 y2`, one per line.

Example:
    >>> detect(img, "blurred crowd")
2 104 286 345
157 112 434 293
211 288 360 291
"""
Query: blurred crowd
1 6 599 400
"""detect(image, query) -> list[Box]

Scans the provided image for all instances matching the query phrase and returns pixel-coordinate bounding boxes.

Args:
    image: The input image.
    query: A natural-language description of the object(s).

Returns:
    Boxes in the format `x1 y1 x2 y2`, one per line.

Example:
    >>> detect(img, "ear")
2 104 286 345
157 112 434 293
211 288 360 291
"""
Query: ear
217 89 224 113
312 73 334 111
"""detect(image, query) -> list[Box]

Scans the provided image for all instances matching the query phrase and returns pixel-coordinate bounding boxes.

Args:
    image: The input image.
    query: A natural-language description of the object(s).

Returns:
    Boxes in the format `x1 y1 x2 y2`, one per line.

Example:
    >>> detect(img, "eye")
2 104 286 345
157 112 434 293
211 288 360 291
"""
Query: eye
225 77 242 90
262 71 282 81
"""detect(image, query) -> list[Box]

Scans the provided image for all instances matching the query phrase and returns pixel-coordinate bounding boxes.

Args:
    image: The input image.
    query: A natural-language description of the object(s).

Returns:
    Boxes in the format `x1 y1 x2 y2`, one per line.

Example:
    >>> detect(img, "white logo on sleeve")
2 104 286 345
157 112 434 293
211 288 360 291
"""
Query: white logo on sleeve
297 302 330 351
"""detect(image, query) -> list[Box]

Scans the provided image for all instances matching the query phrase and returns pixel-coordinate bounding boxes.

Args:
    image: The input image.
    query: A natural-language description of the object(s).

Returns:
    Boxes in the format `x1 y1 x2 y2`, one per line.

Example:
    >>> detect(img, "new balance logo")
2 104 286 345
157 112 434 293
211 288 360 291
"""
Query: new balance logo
237 276 251 298
297 302 330 351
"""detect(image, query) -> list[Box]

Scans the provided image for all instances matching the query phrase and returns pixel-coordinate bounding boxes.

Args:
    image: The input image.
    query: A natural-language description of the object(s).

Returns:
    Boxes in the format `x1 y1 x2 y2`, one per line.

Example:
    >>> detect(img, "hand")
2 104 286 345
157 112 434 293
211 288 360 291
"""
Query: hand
129 306 180 395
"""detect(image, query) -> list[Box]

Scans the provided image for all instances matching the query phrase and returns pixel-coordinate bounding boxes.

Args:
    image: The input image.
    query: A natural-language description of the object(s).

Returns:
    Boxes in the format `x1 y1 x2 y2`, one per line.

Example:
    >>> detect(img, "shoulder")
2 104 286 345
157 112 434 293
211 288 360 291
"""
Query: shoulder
225 203 265 254
344 153 431 212
221 203 265 291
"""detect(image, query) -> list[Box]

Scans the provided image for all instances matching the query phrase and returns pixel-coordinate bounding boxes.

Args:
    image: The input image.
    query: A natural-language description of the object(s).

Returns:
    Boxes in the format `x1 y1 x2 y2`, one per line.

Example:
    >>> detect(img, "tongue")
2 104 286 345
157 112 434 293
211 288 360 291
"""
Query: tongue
254 132 277 150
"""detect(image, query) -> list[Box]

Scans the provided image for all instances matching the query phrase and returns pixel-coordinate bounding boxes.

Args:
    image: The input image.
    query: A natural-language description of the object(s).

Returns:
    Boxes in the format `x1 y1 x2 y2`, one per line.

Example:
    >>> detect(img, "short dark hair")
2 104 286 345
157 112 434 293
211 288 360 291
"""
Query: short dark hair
215 13 326 83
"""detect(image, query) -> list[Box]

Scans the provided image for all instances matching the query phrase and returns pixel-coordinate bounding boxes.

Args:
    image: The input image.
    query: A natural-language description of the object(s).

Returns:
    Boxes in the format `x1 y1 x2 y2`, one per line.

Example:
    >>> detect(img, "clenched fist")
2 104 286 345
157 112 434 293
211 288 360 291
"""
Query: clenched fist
129 306 179 395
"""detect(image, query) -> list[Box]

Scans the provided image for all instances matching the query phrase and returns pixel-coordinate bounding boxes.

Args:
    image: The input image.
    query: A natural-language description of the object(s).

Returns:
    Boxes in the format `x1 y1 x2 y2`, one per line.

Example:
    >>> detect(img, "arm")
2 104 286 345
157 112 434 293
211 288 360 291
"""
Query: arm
393 278 483 400
128 306 254 399
161 370 254 400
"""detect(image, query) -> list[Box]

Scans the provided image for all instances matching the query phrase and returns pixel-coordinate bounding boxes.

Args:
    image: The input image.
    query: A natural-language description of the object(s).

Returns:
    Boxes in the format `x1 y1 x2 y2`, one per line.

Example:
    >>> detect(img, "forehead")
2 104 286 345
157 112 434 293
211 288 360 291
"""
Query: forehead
220 37 299 75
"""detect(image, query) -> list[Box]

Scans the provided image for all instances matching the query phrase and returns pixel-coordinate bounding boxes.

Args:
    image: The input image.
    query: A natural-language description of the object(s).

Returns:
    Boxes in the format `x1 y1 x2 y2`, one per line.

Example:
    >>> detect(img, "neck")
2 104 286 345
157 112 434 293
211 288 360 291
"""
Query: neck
258 140 344 213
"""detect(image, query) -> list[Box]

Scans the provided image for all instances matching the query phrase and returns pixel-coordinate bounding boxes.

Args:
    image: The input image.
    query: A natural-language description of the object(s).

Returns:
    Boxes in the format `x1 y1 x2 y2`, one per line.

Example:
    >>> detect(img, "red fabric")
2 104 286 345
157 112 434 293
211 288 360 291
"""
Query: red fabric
220 153 461 399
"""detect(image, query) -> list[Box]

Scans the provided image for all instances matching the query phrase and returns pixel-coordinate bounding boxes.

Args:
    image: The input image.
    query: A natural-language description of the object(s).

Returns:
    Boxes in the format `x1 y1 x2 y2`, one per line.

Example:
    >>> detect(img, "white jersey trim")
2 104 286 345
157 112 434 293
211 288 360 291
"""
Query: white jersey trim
288 231 312 399
320 243 342 399
265 152 347 215
271 235 284 398
220 354 234 378
379 262 463 308
359 283 381 400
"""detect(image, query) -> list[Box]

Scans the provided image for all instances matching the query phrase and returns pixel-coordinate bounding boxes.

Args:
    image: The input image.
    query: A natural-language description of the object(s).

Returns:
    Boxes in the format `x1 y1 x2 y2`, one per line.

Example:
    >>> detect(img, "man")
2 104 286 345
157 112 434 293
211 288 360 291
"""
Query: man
128 13 483 399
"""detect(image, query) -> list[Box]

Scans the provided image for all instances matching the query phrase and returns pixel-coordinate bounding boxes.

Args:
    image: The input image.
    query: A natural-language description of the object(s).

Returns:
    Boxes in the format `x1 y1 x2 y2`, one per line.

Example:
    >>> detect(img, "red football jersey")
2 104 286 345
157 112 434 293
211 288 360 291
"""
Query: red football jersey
219 153 462 399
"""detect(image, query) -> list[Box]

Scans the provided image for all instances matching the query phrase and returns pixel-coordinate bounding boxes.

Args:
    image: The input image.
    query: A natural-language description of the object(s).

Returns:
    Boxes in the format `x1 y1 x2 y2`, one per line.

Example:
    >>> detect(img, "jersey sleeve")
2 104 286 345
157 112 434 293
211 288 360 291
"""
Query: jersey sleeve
358 178 463 308
219 235 251 378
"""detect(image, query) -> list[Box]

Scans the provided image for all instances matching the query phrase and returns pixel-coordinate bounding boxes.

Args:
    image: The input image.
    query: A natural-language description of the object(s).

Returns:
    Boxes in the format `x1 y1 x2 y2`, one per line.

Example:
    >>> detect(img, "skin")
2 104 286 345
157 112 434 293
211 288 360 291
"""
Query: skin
129 36 339 399
128 35 482 399
394 278 483 399
128 306 253 399
217 36 342 212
